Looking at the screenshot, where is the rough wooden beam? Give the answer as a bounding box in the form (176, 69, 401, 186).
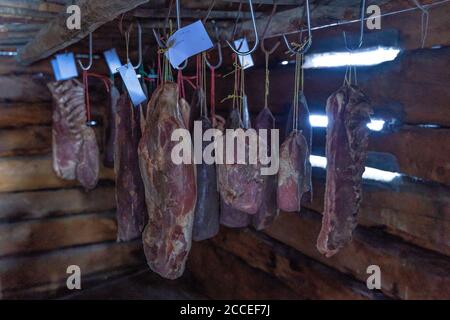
(17, 0, 149, 65)
(221, 0, 300, 4)
(0, 155, 114, 193)
(265, 209, 450, 300)
(0, 0, 64, 13)
(133, 8, 263, 20)
(0, 212, 117, 257)
(0, 186, 116, 222)
(209, 228, 386, 299)
(0, 241, 144, 293)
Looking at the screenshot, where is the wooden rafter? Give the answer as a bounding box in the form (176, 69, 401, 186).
(16, 0, 149, 65)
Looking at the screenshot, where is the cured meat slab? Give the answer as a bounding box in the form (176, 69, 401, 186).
(217, 108, 264, 215)
(192, 105, 220, 241)
(48, 79, 99, 190)
(317, 84, 372, 257)
(115, 93, 146, 242)
(252, 107, 279, 230)
(104, 83, 120, 168)
(138, 83, 196, 279)
(277, 130, 309, 212)
(285, 92, 313, 203)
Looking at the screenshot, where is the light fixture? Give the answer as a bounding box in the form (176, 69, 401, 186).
(303, 47, 401, 69)
(281, 60, 289, 66)
(309, 155, 401, 183)
(309, 114, 385, 132)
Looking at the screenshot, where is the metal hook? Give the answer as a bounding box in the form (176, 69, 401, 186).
(225, 0, 259, 56)
(205, 21, 223, 70)
(410, 0, 430, 48)
(125, 22, 143, 69)
(78, 33, 93, 71)
(151, 0, 188, 70)
(343, 0, 366, 51)
(282, 0, 312, 55)
(260, 2, 281, 55)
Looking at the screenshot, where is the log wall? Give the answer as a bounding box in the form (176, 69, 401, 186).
(0, 4, 449, 300)
(0, 56, 146, 299)
(185, 17, 450, 300)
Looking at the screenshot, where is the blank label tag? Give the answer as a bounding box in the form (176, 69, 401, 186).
(165, 20, 213, 69)
(118, 62, 147, 107)
(103, 48, 122, 75)
(52, 52, 78, 80)
(234, 38, 254, 70)
(51, 59, 62, 81)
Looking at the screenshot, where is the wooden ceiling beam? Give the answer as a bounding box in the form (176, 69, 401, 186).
(0, 0, 64, 13)
(16, 0, 150, 65)
(133, 8, 264, 20)
(221, 0, 300, 4)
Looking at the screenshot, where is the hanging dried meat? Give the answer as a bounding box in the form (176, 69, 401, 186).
(191, 89, 220, 241)
(138, 82, 196, 279)
(217, 108, 264, 215)
(277, 130, 309, 212)
(48, 79, 99, 190)
(285, 92, 313, 203)
(316, 84, 372, 257)
(104, 83, 120, 168)
(252, 107, 279, 230)
(114, 93, 146, 242)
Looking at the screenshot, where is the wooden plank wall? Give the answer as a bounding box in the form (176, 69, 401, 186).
(0, 4, 449, 300)
(185, 8, 450, 300)
(0, 56, 146, 299)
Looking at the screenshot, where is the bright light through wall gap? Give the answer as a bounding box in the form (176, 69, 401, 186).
(303, 47, 401, 68)
(309, 155, 401, 183)
(309, 115, 385, 132)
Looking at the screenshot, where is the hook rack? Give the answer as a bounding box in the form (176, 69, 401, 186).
(152, 0, 188, 70)
(260, 2, 281, 55)
(225, 0, 259, 56)
(282, 0, 312, 55)
(343, 0, 366, 51)
(77, 33, 93, 71)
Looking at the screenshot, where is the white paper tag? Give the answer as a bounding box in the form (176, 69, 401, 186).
(53, 52, 78, 80)
(234, 38, 254, 70)
(103, 48, 122, 75)
(118, 63, 147, 107)
(165, 20, 213, 69)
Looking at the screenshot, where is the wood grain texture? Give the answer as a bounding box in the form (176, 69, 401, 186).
(0, 155, 114, 193)
(305, 170, 450, 257)
(0, 103, 52, 128)
(188, 240, 302, 300)
(369, 127, 450, 185)
(17, 0, 150, 65)
(265, 209, 450, 300)
(222, 47, 450, 127)
(0, 126, 51, 157)
(209, 227, 386, 300)
(0, 241, 144, 294)
(0, 75, 51, 102)
(0, 185, 116, 222)
(0, 212, 117, 257)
